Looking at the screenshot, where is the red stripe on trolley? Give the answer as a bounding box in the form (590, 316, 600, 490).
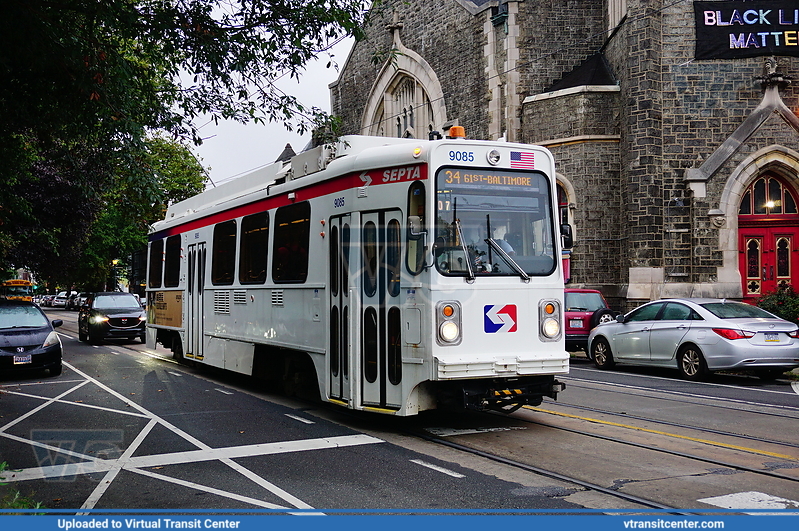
(150, 164, 427, 241)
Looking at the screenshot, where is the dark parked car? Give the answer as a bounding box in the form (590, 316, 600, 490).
(78, 292, 146, 344)
(564, 288, 615, 352)
(65, 292, 80, 310)
(0, 300, 63, 377)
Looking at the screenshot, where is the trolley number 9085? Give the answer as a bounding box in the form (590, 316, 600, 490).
(449, 150, 474, 162)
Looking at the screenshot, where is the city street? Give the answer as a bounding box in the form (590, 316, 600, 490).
(1, 309, 797, 513)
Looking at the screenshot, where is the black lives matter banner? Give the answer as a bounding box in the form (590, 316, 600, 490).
(694, 2, 799, 59)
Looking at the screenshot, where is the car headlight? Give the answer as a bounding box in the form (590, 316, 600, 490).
(91, 315, 110, 324)
(43, 331, 62, 349)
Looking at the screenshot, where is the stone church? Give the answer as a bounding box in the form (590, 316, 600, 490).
(328, 0, 799, 310)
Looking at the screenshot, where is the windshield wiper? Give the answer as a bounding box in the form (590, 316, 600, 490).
(454, 218, 475, 282)
(485, 238, 530, 281)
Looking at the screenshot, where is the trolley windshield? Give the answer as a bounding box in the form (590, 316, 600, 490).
(434, 167, 556, 277)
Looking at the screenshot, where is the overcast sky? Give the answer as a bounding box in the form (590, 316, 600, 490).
(190, 38, 355, 187)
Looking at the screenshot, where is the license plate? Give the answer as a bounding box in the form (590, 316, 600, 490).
(13, 354, 32, 365)
(765, 332, 779, 342)
(570, 319, 584, 328)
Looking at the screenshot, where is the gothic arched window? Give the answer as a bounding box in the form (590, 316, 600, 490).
(739, 175, 798, 216)
(376, 75, 435, 139)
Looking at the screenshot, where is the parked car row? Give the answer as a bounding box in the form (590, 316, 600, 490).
(37, 291, 104, 310)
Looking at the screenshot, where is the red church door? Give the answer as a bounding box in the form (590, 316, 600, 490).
(738, 174, 799, 303)
(739, 228, 799, 302)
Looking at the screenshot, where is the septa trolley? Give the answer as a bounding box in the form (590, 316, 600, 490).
(146, 131, 570, 415)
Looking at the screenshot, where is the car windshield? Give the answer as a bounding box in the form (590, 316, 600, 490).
(701, 302, 776, 319)
(94, 294, 141, 310)
(0, 306, 49, 329)
(565, 292, 606, 312)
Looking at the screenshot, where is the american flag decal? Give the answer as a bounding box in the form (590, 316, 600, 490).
(510, 151, 535, 169)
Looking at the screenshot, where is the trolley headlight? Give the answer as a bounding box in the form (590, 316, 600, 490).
(436, 301, 462, 346)
(440, 321, 460, 342)
(539, 299, 562, 342)
(542, 318, 560, 338)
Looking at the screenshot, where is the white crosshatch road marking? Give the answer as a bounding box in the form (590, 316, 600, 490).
(410, 459, 465, 478)
(699, 491, 799, 514)
(0, 361, 384, 510)
(285, 414, 315, 424)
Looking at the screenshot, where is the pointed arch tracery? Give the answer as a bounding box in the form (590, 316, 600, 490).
(361, 44, 447, 139)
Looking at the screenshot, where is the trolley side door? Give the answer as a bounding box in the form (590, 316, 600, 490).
(186, 241, 206, 359)
(328, 214, 351, 402)
(359, 209, 404, 410)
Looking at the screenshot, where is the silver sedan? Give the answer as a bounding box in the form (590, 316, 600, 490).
(587, 298, 799, 380)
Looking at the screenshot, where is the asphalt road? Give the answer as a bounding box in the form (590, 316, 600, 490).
(0, 309, 590, 512)
(3, 309, 798, 513)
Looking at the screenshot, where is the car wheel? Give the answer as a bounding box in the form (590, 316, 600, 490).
(79, 327, 87, 342)
(88, 327, 102, 345)
(678, 345, 707, 381)
(590, 308, 616, 328)
(591, 337, 615, 369)
(50, 364, 62, 377)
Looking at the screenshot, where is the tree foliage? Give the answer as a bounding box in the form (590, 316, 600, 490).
(0, 0, 372, 285)
(76, 137, 209, 291)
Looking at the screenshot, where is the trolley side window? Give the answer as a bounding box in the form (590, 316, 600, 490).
(148, 239, 164, 288)
(239, 212, 269, 284)
(272, 202, 311, 283)
(406, 181, 426, 275)
(363, 221, 377, 297)
(212, 220, 237, 286)
(164, 235, 181, 287)
(387, 219, 401, 297)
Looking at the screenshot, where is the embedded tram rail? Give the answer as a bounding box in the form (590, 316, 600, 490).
(326, 365, 799, 512)
(144, 346, 799, 510)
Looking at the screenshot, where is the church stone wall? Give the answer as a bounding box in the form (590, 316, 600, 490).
(331, 1, 491, 138)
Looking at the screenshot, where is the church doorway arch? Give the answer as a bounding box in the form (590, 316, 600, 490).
(738, 173, 799, 303)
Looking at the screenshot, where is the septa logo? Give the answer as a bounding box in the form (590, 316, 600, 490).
(484, 304, 517, 333)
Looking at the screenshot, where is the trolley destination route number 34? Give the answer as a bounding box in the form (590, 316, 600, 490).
(146, 130, 572, 416)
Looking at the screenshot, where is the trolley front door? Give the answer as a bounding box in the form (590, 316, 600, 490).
(186, 242, 206, 359)
(740, 227, 799, 302)
(328, 215, 351, 403)
(359, 210, 404, 410)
